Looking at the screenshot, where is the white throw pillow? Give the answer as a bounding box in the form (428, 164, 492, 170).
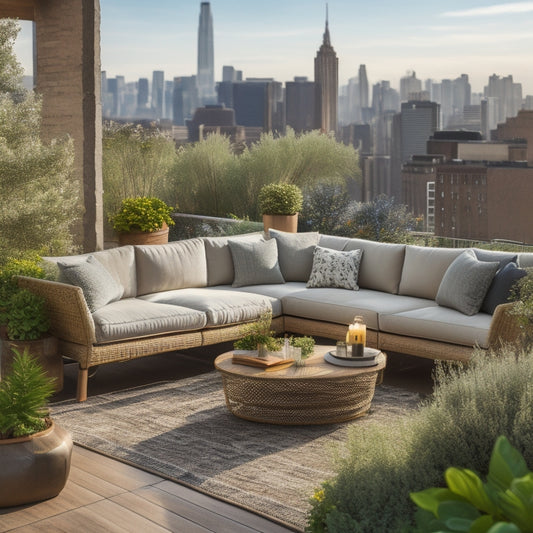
(307, 246, 363, 290)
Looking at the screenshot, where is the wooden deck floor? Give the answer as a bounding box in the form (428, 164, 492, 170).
(0, 445, 294, 533)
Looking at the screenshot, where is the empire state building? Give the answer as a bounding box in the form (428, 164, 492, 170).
(314, 9, 338, 134)
(197, 2, 215, 104)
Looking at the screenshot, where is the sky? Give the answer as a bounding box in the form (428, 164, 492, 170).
(13, 0, 533, 95)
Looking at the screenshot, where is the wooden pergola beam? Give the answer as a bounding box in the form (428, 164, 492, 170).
(0, 0, 36, 21)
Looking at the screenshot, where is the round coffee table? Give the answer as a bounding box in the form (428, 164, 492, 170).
(214, 345, 386, 425)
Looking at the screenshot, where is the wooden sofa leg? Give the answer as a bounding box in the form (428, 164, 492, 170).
(77, 367, 88, 402)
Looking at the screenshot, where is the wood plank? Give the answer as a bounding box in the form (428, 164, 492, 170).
(111, 491, 210, 533)
(68, 464, 131, 499)
(0, 0, 35, 20)
(147, 482, 292, 533)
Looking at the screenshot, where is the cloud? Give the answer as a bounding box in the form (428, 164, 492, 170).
(442, 2, 533, 17)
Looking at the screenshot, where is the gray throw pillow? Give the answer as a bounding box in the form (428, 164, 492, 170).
(436, 249, 499, 316)
(473, 249, 517, 271)
(481, 262, 527, 314)
(228, 238, 285, 288)
(58, 255, 124, 312)
(307, 246, 363, 290)
(268, 229, 319, 281)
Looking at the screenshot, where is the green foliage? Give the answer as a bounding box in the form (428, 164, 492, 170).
(258, 182, 303, 215)
(509, 269, 533, 347)
(110, 196, 175, 233)
(163, 133, 239, 217)
(289, 335, 315, 357)
(0, 20, 79, 261)
(411, 436, 533, 532)
(233, 310, 282, 351)
(0, 348, 55, 439)
(102, 121, 177, 228)
(299, 182, 352, 234)
(342, 194, 415, 243)
(0, 256, 45, 310)
(163, 129, 359, 220)
(6, 288, 50, 341)
(306, 350, 533, 532)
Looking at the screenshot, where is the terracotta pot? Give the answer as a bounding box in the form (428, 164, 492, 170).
(118, 222, 169, 246)
(0, 420, 73, 508)
(262, 214, 298, 233)
(1, 336, 62, 392)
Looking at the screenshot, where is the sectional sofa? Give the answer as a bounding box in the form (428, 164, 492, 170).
(17, 230, 528, 401)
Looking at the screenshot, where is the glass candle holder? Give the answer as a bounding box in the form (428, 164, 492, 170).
(336, 341, 347, 358)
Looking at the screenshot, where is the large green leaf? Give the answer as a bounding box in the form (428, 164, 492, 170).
(487, 523, 522, 533)
(446, 468, 499, 516)
(411, 488, 461, 516)
(439, 500, 481, 529)
(495, 475, 533, 533)
(487, 436, 529, 492)
(470, 515, 496, 533)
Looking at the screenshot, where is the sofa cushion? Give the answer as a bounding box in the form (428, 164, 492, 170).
(398, 246, 465, 300)
(228, 238, 284, 287)
(517, 253, 533, 268)
(203, 233, 265, 286)
(318, 234, 351, 251)
(282, 287, 436, 330)
(436, 250, 499, 316)
(379, 305, 492, 349)
(139, 288, 275, 326)
(92, 298, 207, 343)
(344, 239, 406, 294)
(481, 262, 527, 314)
(307, 246, 362, 290)
(135, 239, 207, 296)
(47, 245, 137, 298)
(473, 249, 517, 270)
(58, 255, 124, 312)
(268, 229, 319, 281)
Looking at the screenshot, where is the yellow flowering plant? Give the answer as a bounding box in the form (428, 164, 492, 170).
(110, 197, 175, 233)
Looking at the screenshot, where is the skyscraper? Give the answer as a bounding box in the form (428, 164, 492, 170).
(314, 7, 338, 134)
(197, 2, 215, 104)
(152, 70, 164, 119)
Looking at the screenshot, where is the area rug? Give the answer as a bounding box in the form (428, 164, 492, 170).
(51, 371, 422, 531)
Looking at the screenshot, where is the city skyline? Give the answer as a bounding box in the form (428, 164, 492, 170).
(13, 0, 533, 95)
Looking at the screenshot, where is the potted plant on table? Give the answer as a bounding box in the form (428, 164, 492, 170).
(258, 182, 303, 233)
(110, 196, 176, 246)
(0, 348, 73, 508)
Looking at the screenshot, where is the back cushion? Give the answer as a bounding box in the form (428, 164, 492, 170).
(318, 234, 350, 251)
(343, 239, 406, 294)
(48, 245, 137, 298)
(203, 233, 265, 286)
(517, 253, 533, 268)
(135, 238, 207, 296)
(398, 245, 465, 300)
(268, 229, 320, 281)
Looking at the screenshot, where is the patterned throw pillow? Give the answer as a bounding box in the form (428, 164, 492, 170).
(306, 246, 363, 290)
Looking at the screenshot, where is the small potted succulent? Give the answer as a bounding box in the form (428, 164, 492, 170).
(0, 348, 72, 508)
(258, 182, 303, 233)
(110, 196, 176, 245)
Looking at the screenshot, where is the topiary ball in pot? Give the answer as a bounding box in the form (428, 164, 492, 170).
(259, 183, 303, 233)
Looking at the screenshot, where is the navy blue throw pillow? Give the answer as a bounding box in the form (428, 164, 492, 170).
(481, 262, 527, 315)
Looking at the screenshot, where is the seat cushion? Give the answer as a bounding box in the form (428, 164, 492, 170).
(135, 239, 207, 296)
(139, 287, 277, 327)
(436, 250, 499, 316)
(92, 298, 207, 343)
(398, 245, 465, 300)
(58, 255, 124, 312)
(228, 238, 284, 287)
(268, 229, 319, 281)
(379, 306, 493, 349)
(282, 288, 436, 330)
(344, 239, 406, 294)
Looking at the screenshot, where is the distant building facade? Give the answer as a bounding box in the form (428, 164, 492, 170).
(197, 2, 216, 104)
(285, 77, 316, 133)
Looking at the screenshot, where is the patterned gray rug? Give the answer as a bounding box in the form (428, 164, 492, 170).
(51, 371, 421, 531)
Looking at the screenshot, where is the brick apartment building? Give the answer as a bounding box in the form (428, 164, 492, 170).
(402, 110, 533, 244)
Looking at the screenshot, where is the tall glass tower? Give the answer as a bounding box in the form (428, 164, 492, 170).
(197, 2, 215, 104)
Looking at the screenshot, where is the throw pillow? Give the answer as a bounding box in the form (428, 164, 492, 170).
(228, 238, 285, 288)
(481, 262, 527, 314)
(436, 249, 499, 316)
(306, 246, 363, 290)
(473, 249, 517, 271)
(58, 255, 124, 312)
(268, 229, 319, 281)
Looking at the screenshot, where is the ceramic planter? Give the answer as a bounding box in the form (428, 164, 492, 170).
(0, 420, 73, 508)
(118, 222, 169, 246)
(262, 214, 298, 233)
